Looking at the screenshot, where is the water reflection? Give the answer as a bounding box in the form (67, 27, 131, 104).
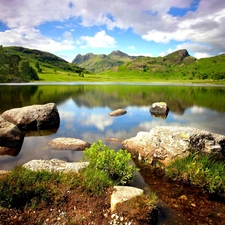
(0, 83, 225, 170)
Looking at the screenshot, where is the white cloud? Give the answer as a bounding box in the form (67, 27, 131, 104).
(194, 52, 210, 59)
(80, 30, 116, 48)
(0, 0, 225, 57)
(0, 27, 75, 56)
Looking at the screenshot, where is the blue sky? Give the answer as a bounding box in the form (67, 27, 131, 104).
(0, 0, 225, 62)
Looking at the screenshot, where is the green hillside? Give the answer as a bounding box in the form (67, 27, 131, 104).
(98, 49, 225, 82)
(72, 50, 133, 73)
(0, 46, 87, 82)
(1, 46, 225, 83)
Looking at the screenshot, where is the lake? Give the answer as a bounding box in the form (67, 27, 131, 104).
(0, 82, 225, 170)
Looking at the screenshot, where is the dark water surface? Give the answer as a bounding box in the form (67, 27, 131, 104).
(1, 82, 225, 224)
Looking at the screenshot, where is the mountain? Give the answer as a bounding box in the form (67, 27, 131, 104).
(72, 50, 134, 73)
(99, 49, 225, 81)
(72, 49, 196, 74)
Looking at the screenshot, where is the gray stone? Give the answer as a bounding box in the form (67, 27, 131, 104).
(109, 109, 127, 116)
(110, 186, 144, 212)
(23, 158, 89, 173)
(150, 102, 169, 119)
(48, 137, 91, 151)
(1, 103, 60, 130)
(122, 126, 225, 167)
(0, 116, 24, 155)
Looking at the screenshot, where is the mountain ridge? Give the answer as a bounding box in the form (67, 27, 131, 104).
(72, 50, 134, 73)
(72, 49, 194, 73)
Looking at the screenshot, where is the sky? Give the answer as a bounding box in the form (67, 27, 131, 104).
(0, 0, 225, 62)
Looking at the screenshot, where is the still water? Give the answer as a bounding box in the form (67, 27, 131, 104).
(0, 82, 225, 170)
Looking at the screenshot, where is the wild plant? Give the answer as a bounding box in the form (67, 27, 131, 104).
(80, 140, 138, 194)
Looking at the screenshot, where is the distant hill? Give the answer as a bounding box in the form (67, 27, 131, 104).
(83, 49, 224, 81)
(0, 46, 87, 82)
(72, 49, 197, 74)
(72, 50, 134, 73)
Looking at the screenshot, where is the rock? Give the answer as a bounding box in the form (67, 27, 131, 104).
(122, 126, 225, 168)
(0, 116, 24, 156)
(110, 186, 144, 212)
(109, 109, 127, 116)
(1, 103, 60, 131)
(48, 137, 91, 151)
(23, 158, 89, 173)
(150, 102, 169, 119)
(178, 195, 188, 202)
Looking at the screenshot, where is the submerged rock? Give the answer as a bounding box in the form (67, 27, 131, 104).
(122, 126, 225, 168)
(150, 102, 169, 119)
(48, 137, 90, 151)
(109, 109, 127, 116)
(1, 103, 60, 131)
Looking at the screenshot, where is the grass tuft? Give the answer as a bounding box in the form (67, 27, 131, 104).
(166, 153, 225, 194)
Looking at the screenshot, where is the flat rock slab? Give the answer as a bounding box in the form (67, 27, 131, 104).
(109, 109, 127, 116)
(48, 137, 91, 151)
(111, 186, 143, 212)
(23, 158, 89, 173)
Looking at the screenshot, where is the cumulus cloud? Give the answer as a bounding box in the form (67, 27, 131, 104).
(79, 30, 116, 48)
(0, 27, 75, 53)
(0, 0, 224, 57)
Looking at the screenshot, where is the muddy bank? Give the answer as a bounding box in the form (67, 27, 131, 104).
(139, 167, 225, 225)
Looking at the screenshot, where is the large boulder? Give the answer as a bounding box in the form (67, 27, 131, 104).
(122, 126, 225, 168)
(48, 137, 90, 151)
(0, 116, 24, 156)
(23, 158, 89, 173)
(1, 103, 60, 130)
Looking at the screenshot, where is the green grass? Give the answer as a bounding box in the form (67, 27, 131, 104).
(166, 153, 225, 194)
(0, 166, 77, 209)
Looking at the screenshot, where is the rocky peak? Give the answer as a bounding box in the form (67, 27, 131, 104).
(164, 49, 191, 64)
(109, 50, 130, 58)
(72, 53, 95, 64)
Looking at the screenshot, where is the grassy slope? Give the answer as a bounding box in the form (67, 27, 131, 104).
(2, 46, 225, 84)
(99, 51, 225, 83)
(3, 46, 87, 82)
